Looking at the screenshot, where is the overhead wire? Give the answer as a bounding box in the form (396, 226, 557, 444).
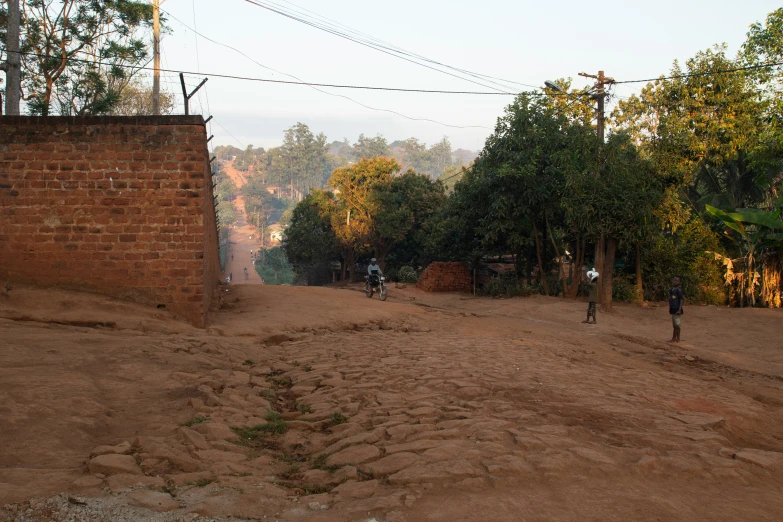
(615, 61, 783, 84)
(261, 0, 539, 92)
(152, 11, 535, 130)
(242, 0, 519, 94)
(213, 118, 247, 149)
(190, 0, 213, 155)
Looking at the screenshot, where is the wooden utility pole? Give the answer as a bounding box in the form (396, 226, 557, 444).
(579, 70, 616, 309)
(3, 0, 21, 115)
(152, 0, 162, 115)
(578, 70, 614, 143)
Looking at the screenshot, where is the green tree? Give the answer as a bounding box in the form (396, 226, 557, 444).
(394, 138, 432, 176)
(429, 137, 454, 176)
(367, 170, 445, 269)
(379, 170, 446, 270)
(353, 133, 391, 160)
(16, 0, 157, 115)
(328, 157, 400, 280)
(109, 76, 175, 115)
(283, 190, 339, 275)
(256, 247, 295, 285)
(706, 204, 783, 307)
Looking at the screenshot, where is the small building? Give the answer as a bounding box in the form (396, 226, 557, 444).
(268, 224, 284, 244)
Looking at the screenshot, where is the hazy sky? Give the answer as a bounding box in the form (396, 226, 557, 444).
(158, 0, 780, 152)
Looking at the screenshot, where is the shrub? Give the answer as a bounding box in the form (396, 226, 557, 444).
(384, 267, 399, 282)
(397, 266, 419, 283)
(485, 275, 534, 298)
(612, 276, 641, 303)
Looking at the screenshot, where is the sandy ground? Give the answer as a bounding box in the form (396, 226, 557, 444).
(2, 283, 783, 521)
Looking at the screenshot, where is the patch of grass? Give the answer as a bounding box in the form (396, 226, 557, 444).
(231, 411, 287, 443)
(181, 415, 209, 427)
(328, 412, 348, 426)
(230, 472, 251, 477)
(311, 454, 328, 469)
(243, 359, 255, 366)
(310, 454, 341, 473)
(281, 453, 307, 464)
(264, 389, 276, 399)
(303, 484, 332, 495)
(161, 485, 176, 496)
(292, 360, 300, 367)
(297, 402, 312, 414)
(266, 410, 283, 422)
(303, 364, 313, 372)
(195, 477, 215, 487)
(271, 376, 292, 387)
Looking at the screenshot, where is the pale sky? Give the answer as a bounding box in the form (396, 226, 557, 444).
(156, 0, 781, 153)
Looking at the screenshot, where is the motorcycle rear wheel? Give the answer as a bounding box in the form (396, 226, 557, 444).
(365, 285, 374, 298)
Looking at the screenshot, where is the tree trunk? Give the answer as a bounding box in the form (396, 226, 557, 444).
(526, 246, 533, 286)
(595, 235, 605, 304)
(545, 214, 564, 297)
(532, 221, 549, 296)
(601, 237, 617, 311)
(347, 250, 356, 283)
(567, 239, 583, 299)
(43, 79, 54, 116)
(635, 243, 643, 301)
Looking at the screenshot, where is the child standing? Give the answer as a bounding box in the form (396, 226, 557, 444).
(668, 276, 684, 342)
(583, 269, 599, 324)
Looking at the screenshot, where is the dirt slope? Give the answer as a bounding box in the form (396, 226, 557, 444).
(1, 284, 783, 521)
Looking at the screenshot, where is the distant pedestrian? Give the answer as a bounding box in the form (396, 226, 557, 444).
(582, 268, 598, 325)
(668, 276, 684, 343)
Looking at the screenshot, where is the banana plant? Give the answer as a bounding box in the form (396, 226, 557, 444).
(705, 204, 783, 306)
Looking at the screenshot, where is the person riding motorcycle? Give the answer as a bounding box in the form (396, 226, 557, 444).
(367, 258, 382, 286)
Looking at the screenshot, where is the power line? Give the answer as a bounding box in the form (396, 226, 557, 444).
(615, 61, 783, 84)
(213, 119, 246, 149)
(242, 0, 519, 94)
(158, 10, 523, 130)
(263, 0, 540, 92)
(8, 47, 522, 96)
(439, 170, 464, 183)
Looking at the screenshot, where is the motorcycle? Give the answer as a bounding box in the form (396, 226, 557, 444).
(364, 273, 388, 301)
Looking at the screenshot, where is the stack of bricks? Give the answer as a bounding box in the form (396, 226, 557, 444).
(416, 262, 472, 292)
(0, 116, 220, 327)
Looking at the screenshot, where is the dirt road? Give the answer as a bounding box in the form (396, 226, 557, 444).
(2, 284, 783, 521)
(221, 162, 263, 285)
(223, 195, 263, 285)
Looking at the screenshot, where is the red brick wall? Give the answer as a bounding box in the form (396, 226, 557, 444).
(416, 262, 472, 292)
(0, 116, 221, 327)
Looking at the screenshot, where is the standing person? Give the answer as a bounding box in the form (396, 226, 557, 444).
(582, 269, 599, 324)
(669, 276, 684, 342)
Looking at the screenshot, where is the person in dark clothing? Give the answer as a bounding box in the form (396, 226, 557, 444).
(669, 276, 684, 342)
(582, 271, 598, 324)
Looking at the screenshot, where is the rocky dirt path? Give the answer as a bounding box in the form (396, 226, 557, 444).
(2, 285, 783, 521)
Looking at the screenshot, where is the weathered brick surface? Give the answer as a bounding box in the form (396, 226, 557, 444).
(416, 262, 471, 293)
(0, 116, 220, 327)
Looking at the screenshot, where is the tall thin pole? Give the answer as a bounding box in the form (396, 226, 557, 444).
(578, 70, 613, 143)
(596, 70, 605, 143)
(5, 0, 21, 115)
(152, 0, 161, 115)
